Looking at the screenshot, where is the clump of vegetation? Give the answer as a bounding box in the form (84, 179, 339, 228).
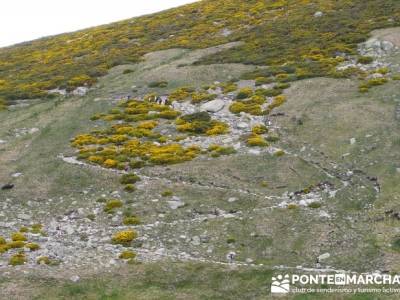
(19, 226, 29, 233)
(287, 203, 298, 210)
(120, 173, 141, 185)
(226, 237, 236, 244)
(112, 230, 137, 245)
(123, 216, 140, 225)
(25, 242, 40, 251)
(274, 149, 285, 157)
(8, 241, 26, 249)
(124, 184, 136, 193)
(260, 181, 268, 187)
(308, 202, 322, 209)
(229, 95, 266, 116)
(9, 252, 27, 266)
(37, 256, 51, 265)
(268, 95, 287, 111)
(0, 98, 7, 111)
(191, 92, 217, 104)
(255, 77, 273, 86)
(208, 144, 236, 157)
(359, 78, 389, 93)
(31, 224, 43, 234)
(246, 134, 268, 147)
(11, 232, 27, 242)
(176, 112, 229, 136)
(236, 88, 253, 100)
(161, 190, 173, 197)
(357, 56, 374, 64)
(169, 87, 193, 101)
(119, 250, 136, 260)
(104, 199, 123, 213)
(148, 81, 168, 88)
(254, 87, 281, 97)
(220, 82, 237, 94)
(252, 124, 268, 135)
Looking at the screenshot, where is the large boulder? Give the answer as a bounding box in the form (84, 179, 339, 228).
(200, 99, 225, 113)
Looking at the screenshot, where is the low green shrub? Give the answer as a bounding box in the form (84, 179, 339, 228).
(148, 81, 168, 88)
(120, 173, 141, 184)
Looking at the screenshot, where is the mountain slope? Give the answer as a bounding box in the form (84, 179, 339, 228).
(1, 2, 400, 299)
(0, 0, 399, 102)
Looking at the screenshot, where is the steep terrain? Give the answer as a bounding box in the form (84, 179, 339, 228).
(1, 1, 400, 299)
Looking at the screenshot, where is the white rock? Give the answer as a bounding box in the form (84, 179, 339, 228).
(72, 86, 89, 96)
(167, 198, 185, 210)
(0, 139, 6, 144)
(200, 99, 225, 113)
(237, 122, 249, 129)
(17, 213, 31, 221)
(314, 11, 324, 17)
(48, 88, 67, 96)
(221, 28, 232, 37)
(191, 236, 201, 246)
(350, 138, 356, 145)
(248, 149, 261, 155)
(318, 253, 330, 261)
(11, 173, 22, 178)
(65, 226, 75, 235)
(29, 128, 39, 134)
(228, 197, 237, 203)
(70, 275, 80, 282)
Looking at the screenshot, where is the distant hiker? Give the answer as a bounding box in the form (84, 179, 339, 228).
(227, 251, 236, 264)
(160, 95, 168, 105)
(55, 226, 62, 239)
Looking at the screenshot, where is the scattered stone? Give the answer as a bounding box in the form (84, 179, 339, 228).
(17, 213, 31, 221)
(65, 226, 75, 235)
(221, 28, 232, 37)
(191, 236, 201, 246)
(200, 99, 225, 113)
(248, 149, 261, 155)
(72, 86, 89, 96)
(48, 88, 67, 96)
(29, 128, 39, 134)
(70, 275, 80, 282)
(318, 253, 330, 261)
(314, 11, 324, 18)
(237, 122, 249, 129)
(167, 196, 185, 209)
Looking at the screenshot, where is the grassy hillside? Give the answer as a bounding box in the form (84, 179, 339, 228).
(0, 0, 399, 103)
(2, 1, 400, 299)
